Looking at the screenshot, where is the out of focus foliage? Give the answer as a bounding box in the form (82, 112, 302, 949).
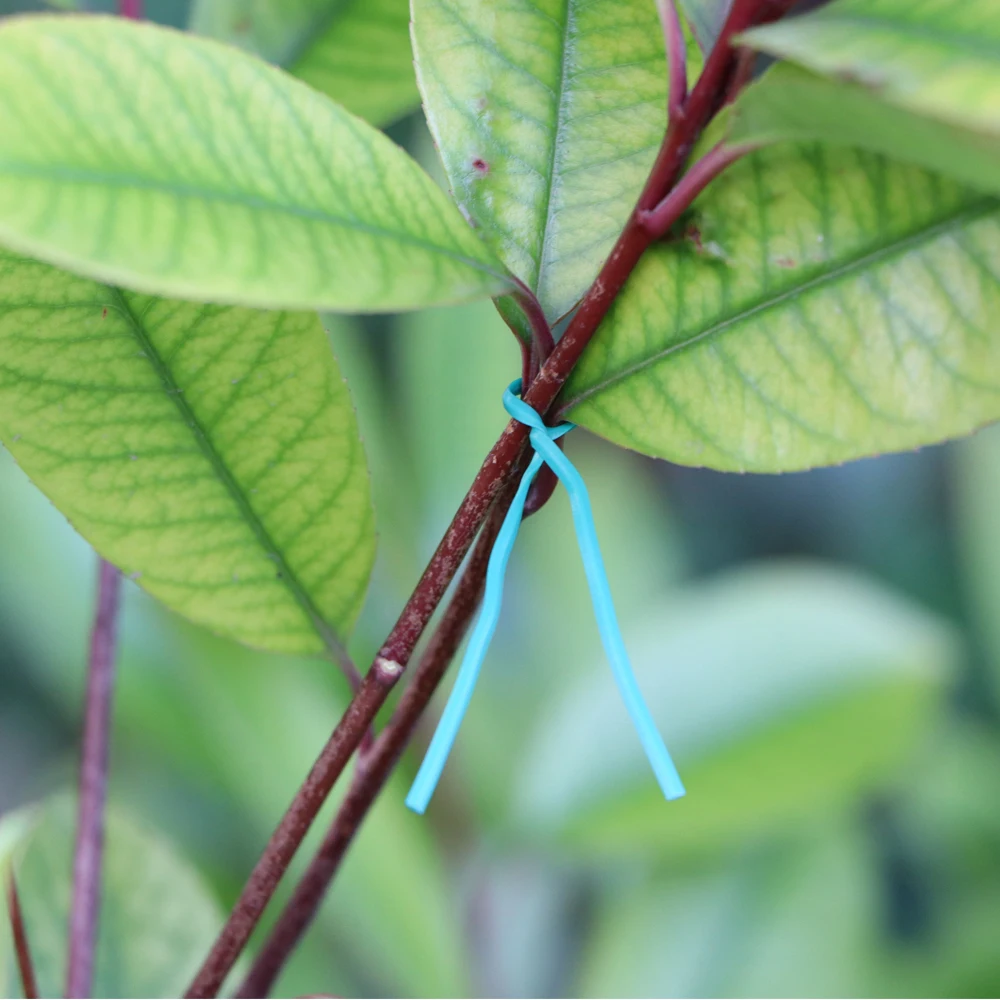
(1, 1, 999, 997)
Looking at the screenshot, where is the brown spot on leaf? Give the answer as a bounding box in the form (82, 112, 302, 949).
(471, 158, 489, 175)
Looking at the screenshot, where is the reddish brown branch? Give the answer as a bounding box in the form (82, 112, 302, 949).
(187, 3, 798, 992)
(235, 502, 508, 997)
(6, 870, 38, 999)
(184, 658, 403, 998)
(67, 560, 122, 1000)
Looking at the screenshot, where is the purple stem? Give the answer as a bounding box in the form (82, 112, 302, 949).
(66, 560, 123, 1000)
(6, 870, 39, 999)
(637, 141, 757, 239)
(656, 0, 688, 122)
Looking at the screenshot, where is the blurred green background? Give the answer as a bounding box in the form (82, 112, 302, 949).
(2, 1, 1000, 997)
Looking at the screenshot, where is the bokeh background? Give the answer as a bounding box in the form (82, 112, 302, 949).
(2, 1, 1000, 997)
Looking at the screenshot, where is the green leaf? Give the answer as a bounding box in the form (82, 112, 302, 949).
(0, 16, 507, 312)
(577, 828, 878, 998)
(740, 0, 1000, 140)
(679, 0, 732, 53)
(1, 796, 223, 999)
(0, 250, 375, 655)
(188, 0, 419, 128)
(730, 64, 1000, 197)
(411, 0, 667, 321)
(516, 562, 954, 859)
(562, 146, 1000, 471)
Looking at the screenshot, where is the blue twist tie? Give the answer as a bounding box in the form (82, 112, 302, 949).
(406, 379, 685, 814)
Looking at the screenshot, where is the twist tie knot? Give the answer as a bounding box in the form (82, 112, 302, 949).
(406, 379, 685, 815)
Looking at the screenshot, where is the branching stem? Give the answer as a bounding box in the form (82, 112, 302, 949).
(67, 560, 122, 1000)
(234, 499, 509, 997)
(187, 2, 800, 994)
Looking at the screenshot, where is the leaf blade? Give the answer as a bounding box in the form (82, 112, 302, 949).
(0, 16, 507, 312)
(188, 0, 420, 129)
(0, 250, 375, 655)
(562, 146, 1000, 472)
(412, 0, 667, 321)
(740, 0, 1000, 139)
(1, 797, 223, 1000)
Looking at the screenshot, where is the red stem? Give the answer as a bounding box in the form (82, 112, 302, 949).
(637, 141, 756, 239)
(656, 0, 688, 121)
(234, 501, 508, 997)
(6, 870, 39, 999)
(184, 656, 403, 998)
(186, 3, 794, 993)
(119, 0, 143, 17)
(66, 560, 122, 1000)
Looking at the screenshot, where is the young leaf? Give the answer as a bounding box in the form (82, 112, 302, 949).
(561, 147, 1000, 472)
(0, 16, 508, 313)
(729, 64, 1000, 197)
(679, 0, 733, 53)
(188, 0, 419, 129)
(516, 563, 953, 860)
(0, 251, 375, 656)
(740, 0, 1000, 140)
(0, 797, 223, 1000)
(411, 0, 667, 321)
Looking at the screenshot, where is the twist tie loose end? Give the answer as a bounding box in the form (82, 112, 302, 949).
(405, 380, 685, 815)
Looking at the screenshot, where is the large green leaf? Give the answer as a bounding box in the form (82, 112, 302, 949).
(0, 16, 507, 312)
(561, 146, 1000, 471)
(740, 0, 1000, 140)
(411, 0, 667, 321)
(0, 797, 223, 999)
(729, 64, 1000, 197)
(188, 0, 419, 128)
(0, 250, 374, 656)
(516, 562, 954, 859)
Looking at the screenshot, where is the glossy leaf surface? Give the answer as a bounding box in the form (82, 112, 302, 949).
(0, 16, 506, 312)
(412, 0, 667, 321)
(188, 0, 419, 128)
(731, 63, 1000, 197)
(0, 797, 222, 999)
(517, 562, 954, 858)
(0, 251, 374, 655)
(563, 147, 1000, 471)
(741, 0, 1000, 139)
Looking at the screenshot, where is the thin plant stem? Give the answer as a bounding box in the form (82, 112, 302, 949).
(187, 2, 799, 992)
(184, 655, 405, 998)
(6, 870, 39, 999)
(119, 0, 142, 17)
(66, 560, 122, 1000)
(236, 501, 508, 998)
(637, 141, 757, 239)
(656, 0, 688, 121)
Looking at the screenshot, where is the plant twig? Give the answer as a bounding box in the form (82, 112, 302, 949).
(67, 560, 122, 1000)
(656, 0, 688, 121)
(184, 655, 404, 998)
(188, 3, 799, 992)
(235, 500, 509, 997)
(638, 141, 756, 238)
(6, 870, 39, 999)
(119, 0, 142, 17)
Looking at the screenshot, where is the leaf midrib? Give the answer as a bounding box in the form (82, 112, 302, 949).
(559, 199, 999, 412)
(0, 161, 505, 281)
(535, 0, 575, 299)
(112, 289, 347, 658)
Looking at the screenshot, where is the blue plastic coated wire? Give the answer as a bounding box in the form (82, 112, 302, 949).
(406, 380, 686, 814)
